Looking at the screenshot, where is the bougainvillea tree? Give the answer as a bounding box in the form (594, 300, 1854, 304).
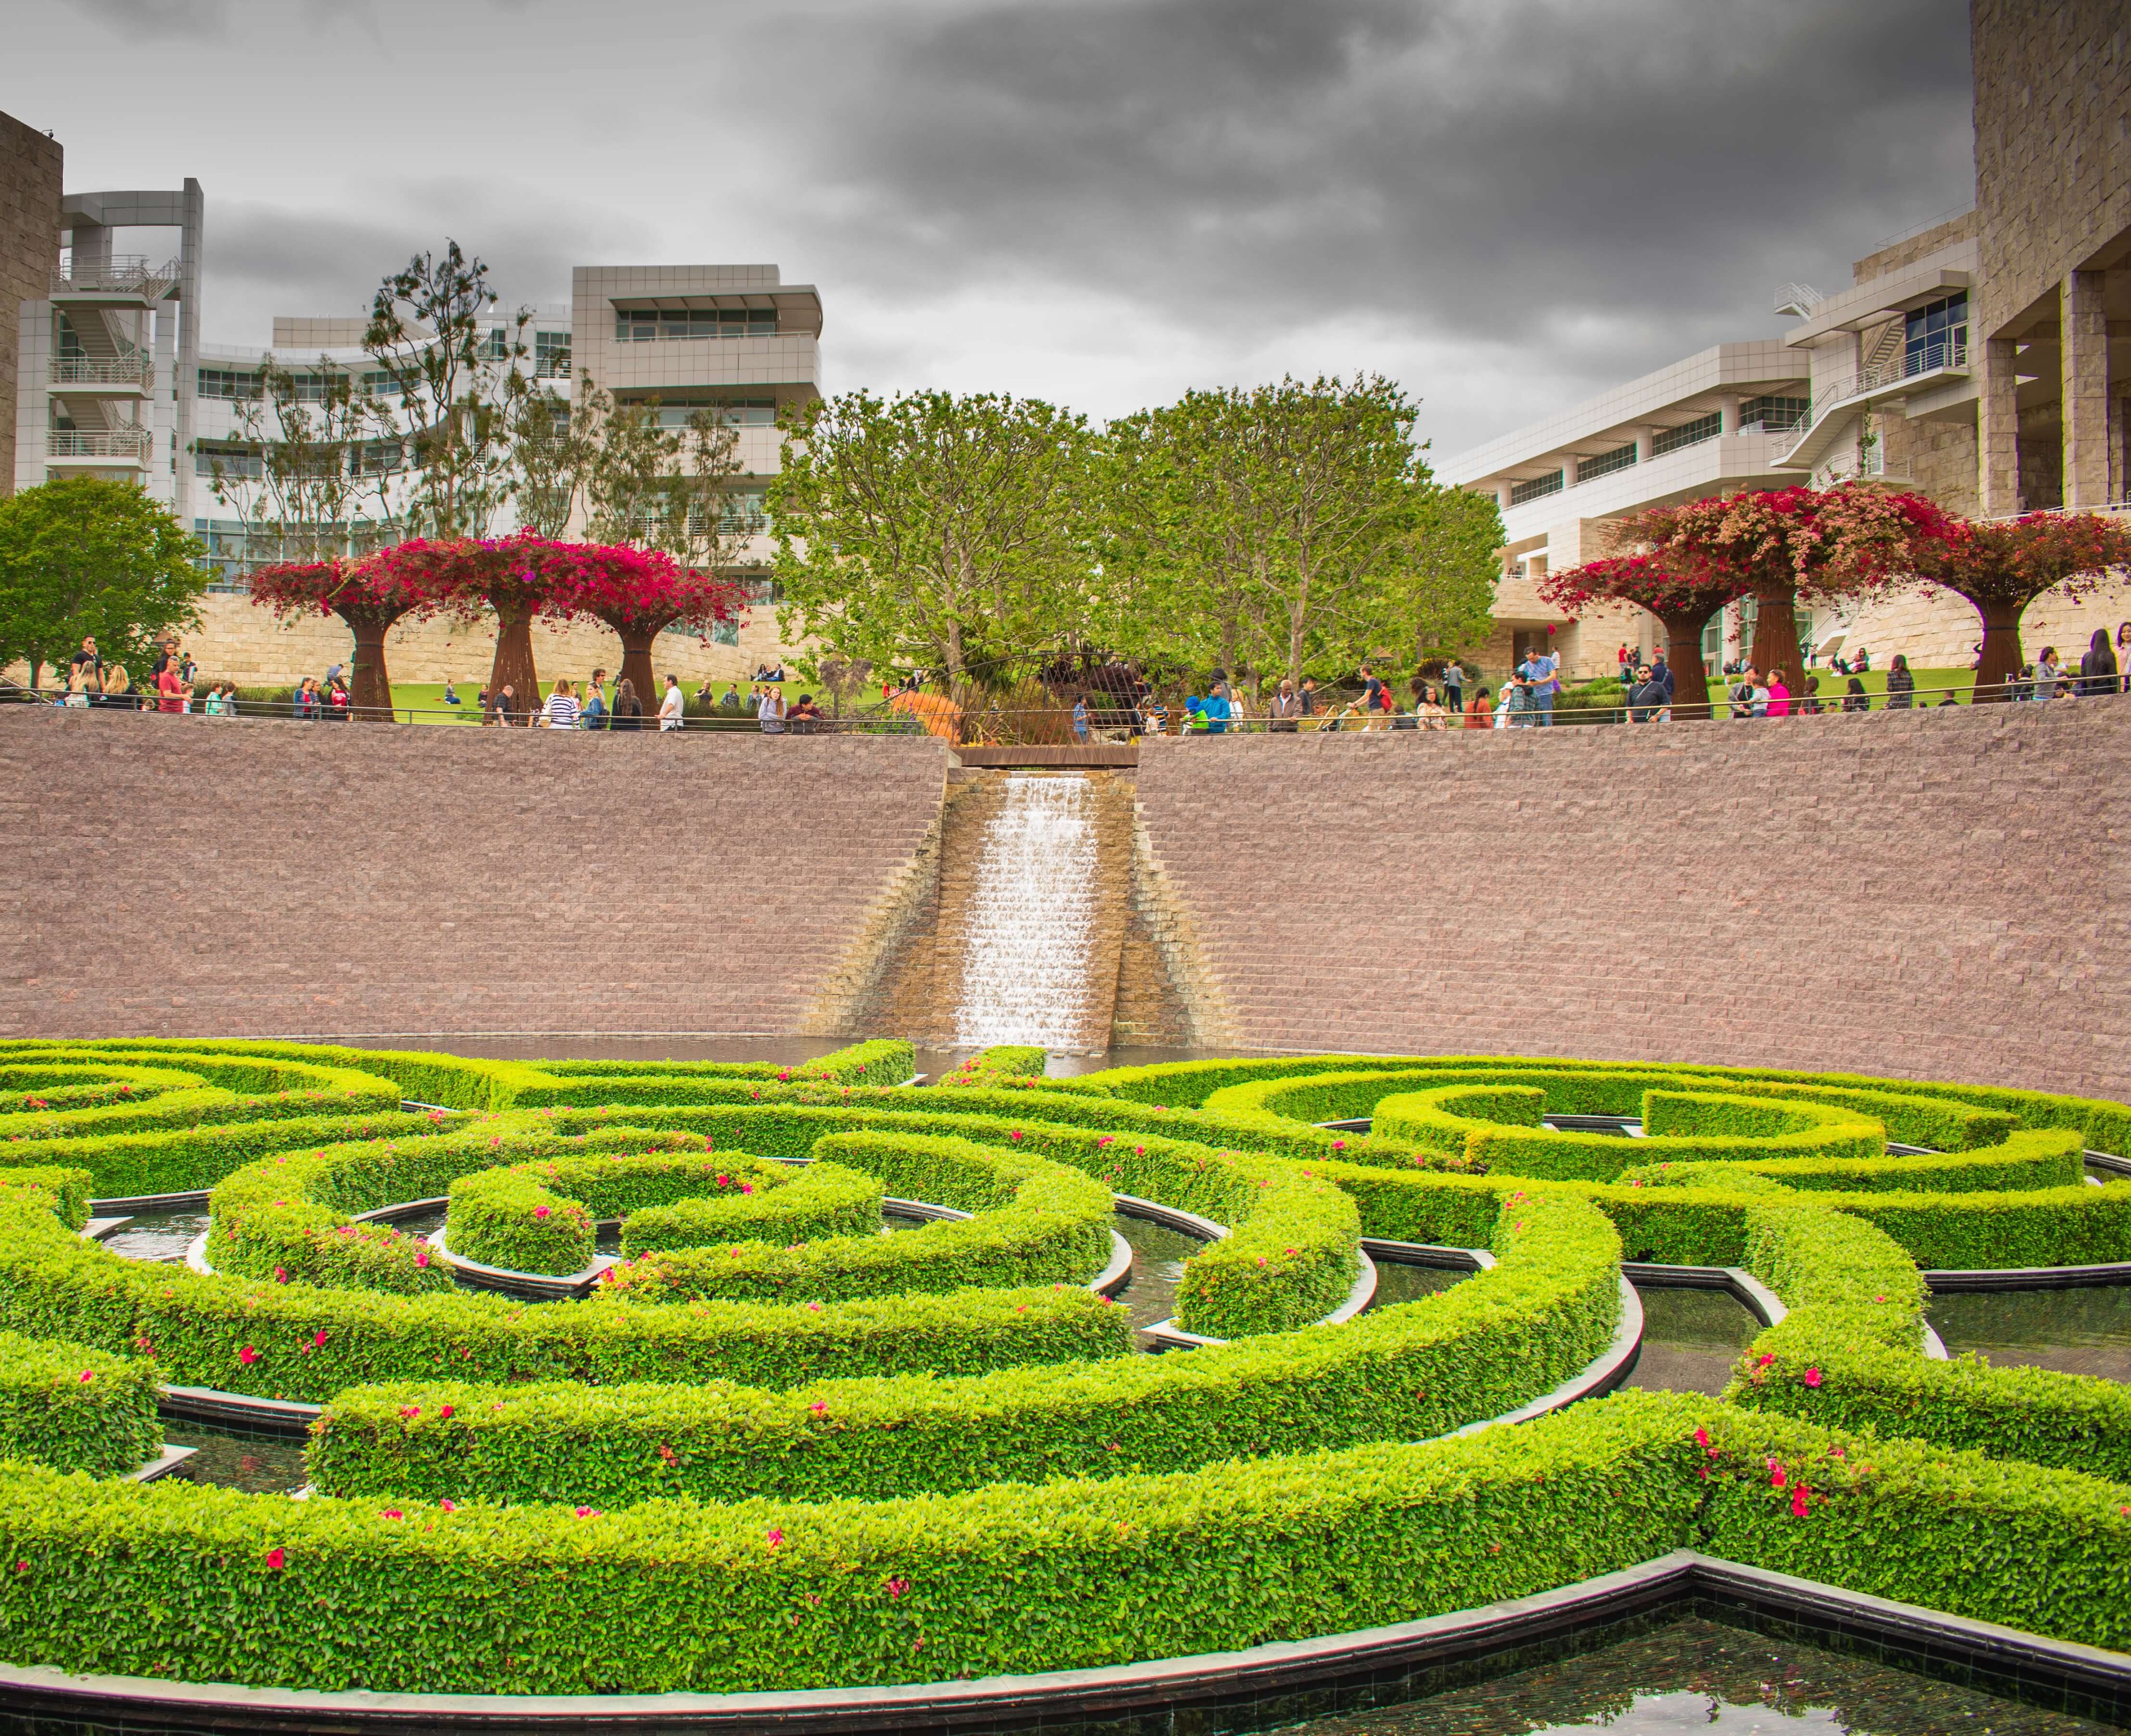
(246, 554, 434, 719)
(1538, 553, 1751, 720)
(1620, 483, 1954, 681)
(543, 542, 743, 709)
(1915, 512, 2131, 701)
(375, 534, 575, 720)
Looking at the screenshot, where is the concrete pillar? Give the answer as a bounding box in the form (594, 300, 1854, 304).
(1561, 453, 1579, 489)
(1979, 337, 2021, 516)
(2111, 393, 2127, 506)
(1633, 428, 1654, 464)
(2063, 270, 2111, 509)
(1496, 480, 1514, 512)
(1716, 395, 1740, 435)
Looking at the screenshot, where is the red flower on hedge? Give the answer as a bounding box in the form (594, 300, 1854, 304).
(312, 1330, 328, 1348)
(1791, 1485, 1812, 1518)
(1803, 1367, 1823, 1388)
(265, 1547, 285, 1572)
(766, 1528, 784, 1548)
(575, 1507, 601, 1519)
(77, 1370, 93, 1384)
(239, 1345, 259, 1366)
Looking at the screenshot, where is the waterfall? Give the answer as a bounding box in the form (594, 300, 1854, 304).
(952, 774, 1099, 1049)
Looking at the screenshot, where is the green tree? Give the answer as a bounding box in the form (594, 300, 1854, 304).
(0, 477, 206, 691)
(1100, 377, 1496, 698)
(769, 390, 1096, 703)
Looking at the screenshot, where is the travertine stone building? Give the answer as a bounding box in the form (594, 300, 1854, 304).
(1445, 0, 2131, 679)
(0, 113, 63, 499)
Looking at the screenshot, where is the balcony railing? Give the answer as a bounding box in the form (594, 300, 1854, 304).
(50, 255, 180, 295)
(50, 355, 152, 387)
(1777, 334, 1969, 463)
(48, 428, 152, 460)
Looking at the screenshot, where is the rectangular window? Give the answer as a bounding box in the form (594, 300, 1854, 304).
(1508, 470, 1564, 507)
(613, 308, 779, 341)
(284, 372, 332, 403)
(483, 327, 511, 360)
(717, 490, 768, 533)
(710, 617, 741, 647)
(1904, 293, 1967, 376)
(193, 441, 263, 479)
(1576, 442, 1638, 483)
(534, 331, 571, 377)
(359, 369, 401, 397)
(640, 399, 778, 429)
(197, 366, 262, 401)
(1739, 394, 1809, 434)
(1652, 413, 1721, 456)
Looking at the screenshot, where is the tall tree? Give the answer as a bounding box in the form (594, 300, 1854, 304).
(364, 242, 527, 542)
(0, 477, 205, 692)
(503, 376, 591, 541)
(377, 534, 571, 716)
(246, 554, 434, 719)
(1916, 512, 2131, 700)
(769, 390, 1096, 708)
(1622, 483, 1953, 679)
(544, 542, 742, 709)
(1538, 553, 1751, 720)
(198, 355, 404, 566)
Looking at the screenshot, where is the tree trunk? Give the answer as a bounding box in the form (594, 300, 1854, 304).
(1970, 597, 2026, 703)
(1746, 581, 1804, 685)
(488, 603, 541, 725)
(1653, 608, 1720, 720)
(344, 622, 395, 721)
(616, 628, 658, 721)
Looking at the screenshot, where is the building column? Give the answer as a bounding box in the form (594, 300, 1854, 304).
(1495, 480, 1514, 513)
(1716, 394, 1740, 435)
(2063, 269, 2111, 509)
(1979, 337, 2021, 516)
(1633, 428, 1654, 464)
(1560, 453, 1579, 489)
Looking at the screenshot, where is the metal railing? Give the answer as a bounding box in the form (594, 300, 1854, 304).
(47, 428, 151, 459)
(50, 255, 180, 294)
(1777, 334, 1969, 462)
(50, 355, 151, 387)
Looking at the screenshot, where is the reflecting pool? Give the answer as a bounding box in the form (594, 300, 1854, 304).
(1623, 1287, 1760, 1396)
(1927, 1284, 2131, 1383)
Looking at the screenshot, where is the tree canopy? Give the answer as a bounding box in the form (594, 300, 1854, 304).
(1917, 511, 2131, 698)
(0, 477, 206, 692)
(1539, 552, 1752, 718)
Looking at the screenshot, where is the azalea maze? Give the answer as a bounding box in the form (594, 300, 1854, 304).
(0, 1037, 2128, 1703)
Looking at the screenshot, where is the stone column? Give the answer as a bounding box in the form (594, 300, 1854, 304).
(1561, 453, 1579, 489)
(1633, 428, 1654, 464)
(1496, 480, 1514, 513)
(2063, 269, 2111, 509)
(1716, 394, 1740, 435)
(1979, 337, 2020, 516)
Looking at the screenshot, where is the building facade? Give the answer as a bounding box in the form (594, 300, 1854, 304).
(1443, 0, 2131, 682)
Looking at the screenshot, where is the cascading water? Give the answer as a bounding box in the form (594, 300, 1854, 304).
(952, 774, 1099, 1049)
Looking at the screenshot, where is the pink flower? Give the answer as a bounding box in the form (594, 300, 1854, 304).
(534, 1206, 551, 1220)
(312, 1330, 328, 1348)
(1332, 1140, 1346, 1151)
(439, 1404, 454, 1420)
(1756, 1353, 1775, 1368)
(273, 1266, 289, 1284)
(397, 1405, 421, 1421)
(265, 1546, 285, 1571)
(1693, 1428, 1710, 1449)
(1009, 1130, 1024, 1142)
(574, 1506, 601, 1519)
(415, 1250, 430, 1268)
(439, 1499, 457, 1513)
(766, 1528, 784, 1548)
(77, 1370, 93, 1384)
(1769, 1465, 1787, 1490)
(1096, 1135, 1114, 1146)
(1802, 1367, 1823, 1388)
(809, 1401, 827, 1415)
(238, 1345, 259, 1366)
(382, 1509, 404, 1520)
(1791, 1485, 1811, 1518)
(884, 1576, 909, 1598)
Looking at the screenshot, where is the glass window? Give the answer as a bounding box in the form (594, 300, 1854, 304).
(359, 369, 401, 397)
(613, 308, 779, 341)
(1576, 442, 1638, 483)
(534, 331, 571, 377)
(482, 327, 511, 360)
(194, 441, 263, 478)
(1904, 293, 1968, 375)
(1652, 412, 1721, 456)
(197, 366, 263, 401)
(1740, 394, 1809, 433)
(1508, 470, 1564, 507)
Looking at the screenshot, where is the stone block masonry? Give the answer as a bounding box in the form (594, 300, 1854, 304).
(0, 709, 948, 1041)
(0, 111, 63, 501)
(1132, 709, 2131, 1102)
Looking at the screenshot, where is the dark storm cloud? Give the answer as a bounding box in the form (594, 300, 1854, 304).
(67, 0, 233, 39)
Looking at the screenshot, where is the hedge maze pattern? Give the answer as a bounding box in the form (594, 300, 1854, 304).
(0, 1038, 2126, 1695)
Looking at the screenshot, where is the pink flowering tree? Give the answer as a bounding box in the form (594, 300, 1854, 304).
(1538, 554, 1751, 720)
(1619, 483, 1956, 682)
(543, 542, 744, 711)
(375, 534, 580, 719)
(1915, 512, 2131, 700)
(246, 554, 436, 719)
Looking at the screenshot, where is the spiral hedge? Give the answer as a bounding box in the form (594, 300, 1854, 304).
(0, 1038, 2127, 1698)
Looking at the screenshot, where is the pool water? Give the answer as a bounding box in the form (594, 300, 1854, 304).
(162, 1423, 310, 1496)
(1623, 1287, 1761, 1396)
(1927, 1285, 2131, 1383)
(1277, 1614, 2110, 1736)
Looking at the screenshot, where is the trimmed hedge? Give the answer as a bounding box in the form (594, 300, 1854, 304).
(0, 1330, 161, 1477)
(622, 1160, 881, 1257)
(7, 1393, 2131, 1693)
(308, 1191, 1620, 1506)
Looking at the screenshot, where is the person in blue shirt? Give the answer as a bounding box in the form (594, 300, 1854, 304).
(442, 676, 462, 706)
(1072, 695, 1090, 742)
(1203, 681, 1232, 734)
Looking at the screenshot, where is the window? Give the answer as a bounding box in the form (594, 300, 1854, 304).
(359, 369, 401, 398)
(56, 315, 84, 359)
(716, 490, 768, 533)
(534, 331, 571, 377)
(613, 308, 779, 341)
(197, 366, 263, 401)
(194, 441, 263, 479)
(632, 399, 777, 430)
(1576, 442, 1638, 483)
(352, 439, 406, 477)
(1904, 293, 1967, 376)
(483, 327, 511, 360)
(710, 618, 741, 647)
(1652, 412, 1721, 456)
(283, 372, 334, 403)
(1509, 470, 1564, 507)
(1740, 394, 1809, 434)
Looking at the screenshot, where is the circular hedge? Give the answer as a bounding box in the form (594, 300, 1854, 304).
(0, 1037, 2126, 1698)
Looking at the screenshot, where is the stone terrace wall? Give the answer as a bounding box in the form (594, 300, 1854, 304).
(0, 709, 946, 1040)
(1134, 706, 2131, 1101)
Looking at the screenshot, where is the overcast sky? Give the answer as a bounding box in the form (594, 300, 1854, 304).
(8, 0, 1974, 458)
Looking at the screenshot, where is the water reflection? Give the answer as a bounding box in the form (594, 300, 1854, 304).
(1623, 1288, 1761, 1397)
(163, 1424, 309, 1496)
(1928, 1285, 2131, 1383)
(1279, 1615, 2107, 1736)
(95, 1210, 204, 1262)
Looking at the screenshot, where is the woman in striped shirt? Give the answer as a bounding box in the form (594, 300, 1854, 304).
(543, 679, 581, 729)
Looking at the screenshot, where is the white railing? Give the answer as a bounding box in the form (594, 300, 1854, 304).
(1773, 282, 1824, 317)
(48, 428, 151, 460)
(1777, 336, 1969, 461)
(50, 255, 179, 294)
(50, 356, 151, 387)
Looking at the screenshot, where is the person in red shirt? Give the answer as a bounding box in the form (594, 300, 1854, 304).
(156, 665, 186, 713)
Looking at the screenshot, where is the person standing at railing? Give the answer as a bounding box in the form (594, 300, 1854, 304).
(658, 675, 686, 731)
(581, 671, 608, 731)
(2116, 623, 2131, 694)
(1441, 660, 1464, 715)
(2078, 628, 2118, 698)
(1299, 675, 1320, 720)
(327, 675, 352, 719)
(1072, 695, 1090, 743)
(544, 678, 581, 729)
(612, 679, 643, 730)
(1269, 680, 1301, 732)
(1766, 671, 1792, 718)
(756, 681, 785, 734)
(1203, 682, 1232, 735)
(1885, 654, 1916, 709)
(1463, 686, 1493, 729)
(1650, 652, 1676, 710)
(1143, 694, 1171, 735)
(486, 683, 518, 727)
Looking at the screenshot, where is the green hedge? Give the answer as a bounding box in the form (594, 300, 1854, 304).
(8, 1391, 2131, 1693)
(622, 1160, 881, 1257)
(307, 1190, 1619, 1506)
(0, 1330, 161, 1477)
(606, 1132, 1114, 1305)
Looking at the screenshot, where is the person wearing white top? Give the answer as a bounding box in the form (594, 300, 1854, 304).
(543, 678, 581, 729)
(657, 675, 686, 731)
(757, 683, 786, 734)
